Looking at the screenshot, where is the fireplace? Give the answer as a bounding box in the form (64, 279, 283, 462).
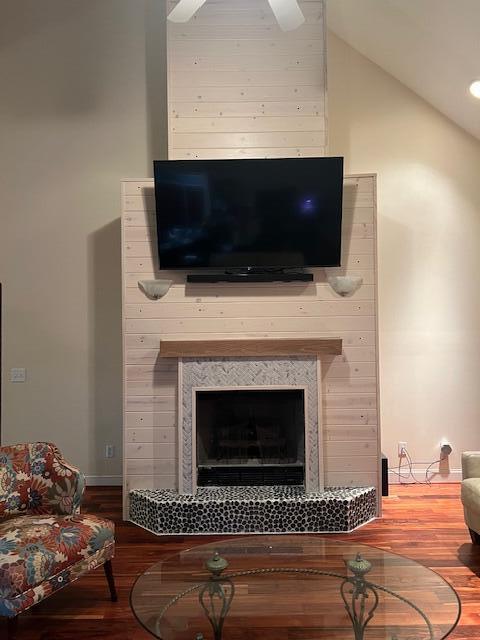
(179, 357, 322, 494)
(128, 355, 378, 534)
(195, 389, 305, 487)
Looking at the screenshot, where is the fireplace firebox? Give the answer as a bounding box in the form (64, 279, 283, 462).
(195, 389, 305, 486)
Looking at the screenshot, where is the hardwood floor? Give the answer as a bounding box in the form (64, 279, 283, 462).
(3, 483, 480, 639)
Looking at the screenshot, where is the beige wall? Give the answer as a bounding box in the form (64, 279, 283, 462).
(328, 32, 480, 479)
(0, 1, 167, 481)
(2, 2, 479, 484)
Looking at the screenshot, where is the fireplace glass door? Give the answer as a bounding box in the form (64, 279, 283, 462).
(195, 389, 305, 486)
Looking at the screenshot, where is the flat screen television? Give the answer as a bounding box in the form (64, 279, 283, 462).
(153, 156, 343, 270)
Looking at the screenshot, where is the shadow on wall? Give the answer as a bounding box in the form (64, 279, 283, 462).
(87, 219, 123, 480)
(145, 0, 169, 164)
(377, 207, 414, 326)
(0, 1, 115, 118)
(326, 30, 353, 162)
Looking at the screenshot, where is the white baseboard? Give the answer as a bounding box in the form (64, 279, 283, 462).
(85, 475, 123, 486)
(85, 471, 462, 488)
(388, 468, 462, 484)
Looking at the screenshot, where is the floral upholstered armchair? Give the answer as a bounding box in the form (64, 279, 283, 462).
(0, 443, 116, 639)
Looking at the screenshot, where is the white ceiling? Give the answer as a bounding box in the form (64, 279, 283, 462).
(326, 0, 480, 140)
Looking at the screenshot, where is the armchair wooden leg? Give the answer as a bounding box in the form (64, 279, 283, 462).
(7, 616, 18, 640)
(103, 559, 118, 602)
(469, 528, 480, 545)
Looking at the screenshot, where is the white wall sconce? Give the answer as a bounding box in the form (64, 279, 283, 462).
(138, 280, 172, 300)
(327, 275, 363, 297)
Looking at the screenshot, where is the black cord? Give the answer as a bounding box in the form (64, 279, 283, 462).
(389, 449, 420, 484)
(424, 458, 444, 484)
(388, 448, 447, 486)
(405, 449, 423, 484)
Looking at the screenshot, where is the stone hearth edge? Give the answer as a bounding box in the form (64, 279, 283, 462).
(129, 485, 377, 535)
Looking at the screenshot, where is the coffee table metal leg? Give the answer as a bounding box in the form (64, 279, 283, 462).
(191, 553, 434, 640)
(340, 554, 379, 640)
(198, 579, 235, 640)
(198, 552, 235, 640)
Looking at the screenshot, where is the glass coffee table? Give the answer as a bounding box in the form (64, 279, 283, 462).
(131, 536, 460, 640)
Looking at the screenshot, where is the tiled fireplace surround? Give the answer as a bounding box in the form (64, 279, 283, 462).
(129, 355, 377, 534)
(180, 357, 321, 494)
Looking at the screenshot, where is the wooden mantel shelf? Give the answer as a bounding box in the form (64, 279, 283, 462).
(159, 338, 342, 358)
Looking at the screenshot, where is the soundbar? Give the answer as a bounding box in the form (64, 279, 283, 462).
(186, 272, 313, 283)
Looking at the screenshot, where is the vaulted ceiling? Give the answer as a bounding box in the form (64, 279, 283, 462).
(327, 0, 480, 141)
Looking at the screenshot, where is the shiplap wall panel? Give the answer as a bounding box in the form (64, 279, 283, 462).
(122, 174, 380, 516)
(126, 427, 176, 443)
(125, 475, 177, 492)
(121, 0, 380, 516)
(124, 317, 376, 334)
(124, 301, 375, 318)
(327, 472, 378, 487)
(167, 0, 327, 159)
(170, 101, 325, 117)
(325, 394, 377, 409)
(124, 332, 376, 352)
(325, 426, 378, 440)
(125, 412, 176, 427)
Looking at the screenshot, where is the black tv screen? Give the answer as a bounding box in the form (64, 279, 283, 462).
(153, 157, 343, 269)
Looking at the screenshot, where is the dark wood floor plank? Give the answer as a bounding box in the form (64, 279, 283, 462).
(1, 483, 478, 639)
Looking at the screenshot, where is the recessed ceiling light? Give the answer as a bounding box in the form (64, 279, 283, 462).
(469, 81, 480, 99)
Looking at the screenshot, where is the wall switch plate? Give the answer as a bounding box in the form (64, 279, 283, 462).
(398, 441, 407, 456)
(105, 444, 115, 459)
(10, 368, 26, 382)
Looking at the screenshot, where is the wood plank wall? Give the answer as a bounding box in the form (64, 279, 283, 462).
(121, 175, 380, 513)
(121, 0, 380, 516)
(167, 0, 327, 160)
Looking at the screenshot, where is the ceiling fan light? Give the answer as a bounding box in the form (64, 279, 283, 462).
(267, 0, 305, 31)
(167, 0, 208, 23)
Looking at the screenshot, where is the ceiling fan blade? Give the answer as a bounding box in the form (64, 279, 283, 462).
(167, 0, 208, 23)
(268, 0, 305, 31)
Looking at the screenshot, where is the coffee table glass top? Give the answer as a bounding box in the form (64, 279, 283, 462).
(131, 535, 460, 640)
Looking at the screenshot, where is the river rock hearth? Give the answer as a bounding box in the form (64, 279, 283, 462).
(129, 485, 376, 535)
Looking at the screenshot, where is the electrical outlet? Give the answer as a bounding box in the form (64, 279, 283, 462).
(398, 441, 407, 457)
(105, 444, 115, 459)
(10, 368, 26, 382)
